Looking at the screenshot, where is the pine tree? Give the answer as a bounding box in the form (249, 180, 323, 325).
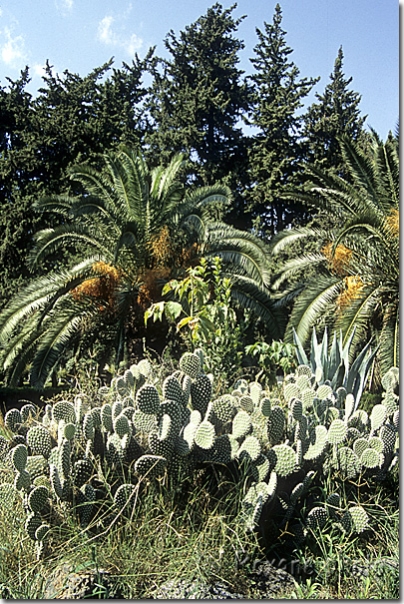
(246, 4, 318, 235)
(145, 3, 251, 191)
(303, 46, 367, 172)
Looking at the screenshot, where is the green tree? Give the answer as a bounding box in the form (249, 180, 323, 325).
(0, 58, 149, 305)
(303, 46, 367, 172)
(145, 3, 251, 193)
(246, 3, 319, 235)
(270, 132, 399, 379)
(0, 147, 278, 387)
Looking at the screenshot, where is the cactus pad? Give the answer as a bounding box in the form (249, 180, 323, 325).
(53, 401, 76, 424)
(83, 412, 95, 441)
(5, 408, 22, 432)
(290, 398, 303, 421)
(73, 458, 93, 487)
(260, 397, 271, 417)
(327, 419, 347, 445)
(212, 395, 236, 424)
(134, 454, 166, 478)
(163, 376, 185, 406)
(232, 410, 252, 439)
(283, 382, 300, 403)
(341, 506, 369, 533)
(304, 425, 327, 461)
(25, 512, 42, 540)
(360, 447, 382, 469)
(136, 384, 160, 414)
(370, 404, 387, 432)
(114, 483, 137, 517)
(190, 374, 212, 415)
(28, 485, 49, 513)
(132, 409, 157, 433)
(237, 435, 261, 462)
(114, 414, 131, 438)
(337, 447, 361, 479)
(11, 443, 28, 473)
(20, 404, 36, 423)
(179, 352, 201, 379)
(194, 421, 215, 450)
(266, 406, 285, 444)
(14, 469, 31, 491)
(101, 404, 113, 432)
(269, 444, 296, 477)
(27, 426, 52, 458)
(307, 506, 327, 529)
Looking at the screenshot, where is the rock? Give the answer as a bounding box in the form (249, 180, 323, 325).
(42, 563, 124, 599)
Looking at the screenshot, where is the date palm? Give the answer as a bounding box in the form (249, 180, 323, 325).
(271, 131, 399, 378)
(0, 146, 280, 386)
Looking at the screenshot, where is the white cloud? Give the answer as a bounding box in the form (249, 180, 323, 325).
(126, 33, 143, 55)
(1, 27, 27, 66)
(97, 12, 143, 56)
(98, 16, 116, 46)
(55, 0, 73, 14)
(33, 63, 47, 78)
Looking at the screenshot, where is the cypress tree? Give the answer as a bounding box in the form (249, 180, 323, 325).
(246, 4, 318, 235)
(303, 46, 367, 172)
(145, 3, 251, 192)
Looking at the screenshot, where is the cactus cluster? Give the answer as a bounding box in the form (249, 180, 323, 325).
(0, 348, 399, 556)
(240, 363, 399, 537)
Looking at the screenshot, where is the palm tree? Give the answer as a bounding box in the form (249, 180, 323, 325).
(271, 131, 399, 378)
(0, 146, 281, 386)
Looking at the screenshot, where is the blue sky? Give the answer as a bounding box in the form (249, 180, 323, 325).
(0, 0, 398, 139)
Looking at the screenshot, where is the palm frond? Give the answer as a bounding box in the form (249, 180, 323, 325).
(285, 276, 342, 345)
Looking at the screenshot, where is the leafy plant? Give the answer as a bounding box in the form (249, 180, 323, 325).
(245, 340, 297, 386)
(271, 132, 399, 380)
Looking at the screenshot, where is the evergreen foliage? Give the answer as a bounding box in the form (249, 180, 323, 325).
(246, 4, 319, 234)
(145, 3, 251, 193)
(303, 46, 367, 172)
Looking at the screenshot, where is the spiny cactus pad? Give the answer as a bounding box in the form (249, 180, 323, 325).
(53, 401, 76, 424)
(28, 485, 49, 513)
(5, 409, 22, 432)
(179, 352, 201, 379)
(360, 448, 382, 469)
(20, 404, 36, 423)
(11, 443, 28, 473)
(327, 419, 347, 445)
(136, 384, 161, 414)
(307, 506, 327, 530)
(269, 444, 297, 477)
(337, 447, 361, 479)
(194, 421, 215, 450)
(232, 410, 252, 439)
(114, 483, 137, 517)
(267, 406, 285, 444)
(370, 404, 387, 432)
(304, 425, 327, 461)
(190, 374, 212, 415)
(212, 395, 236, 424)
(134, 454, 166, 478)
(237, 435, 261, 462)
(341, 506, 369, 533)
(27, 426, 52, 458)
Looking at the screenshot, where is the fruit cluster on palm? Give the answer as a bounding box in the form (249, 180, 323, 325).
(271, 131, 399, 379)
(0, 146, 281, 387)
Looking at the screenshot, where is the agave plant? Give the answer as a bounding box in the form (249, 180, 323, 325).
(271, 131, 399, 378)
(0, 146, 278, 387)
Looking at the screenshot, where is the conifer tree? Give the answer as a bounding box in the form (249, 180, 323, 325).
(145, 3, 251, 191)
(246, 4, 318, 235)
(303, 46, 367, 172)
